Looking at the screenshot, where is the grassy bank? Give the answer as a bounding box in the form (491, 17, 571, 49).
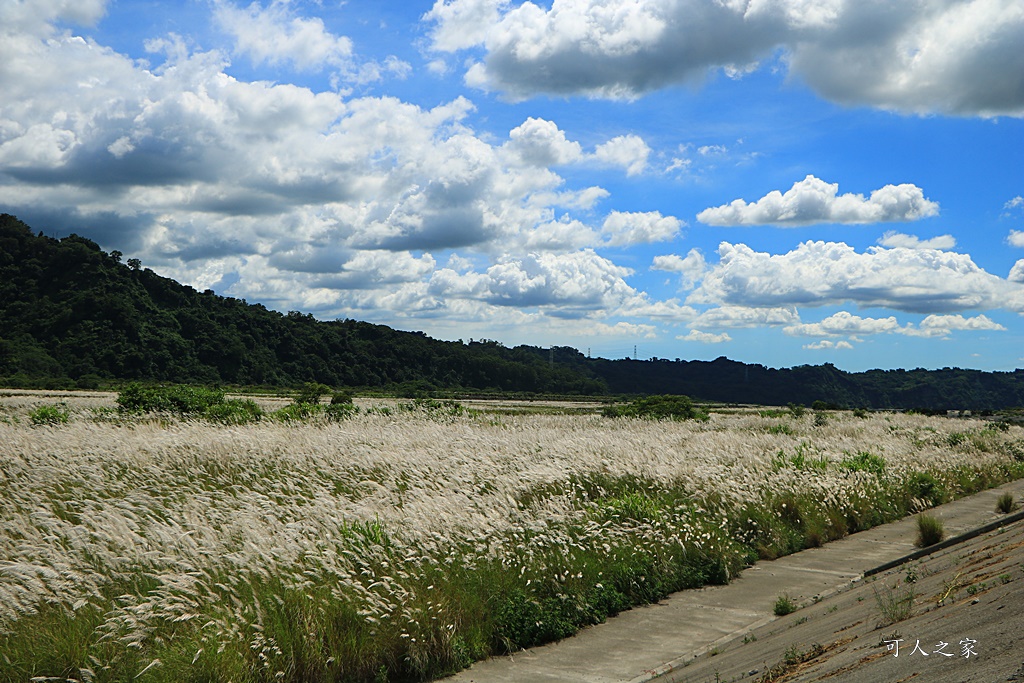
(1, 400, 1022, 682)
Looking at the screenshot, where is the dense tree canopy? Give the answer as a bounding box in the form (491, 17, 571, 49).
(2, 214, 1023, 409)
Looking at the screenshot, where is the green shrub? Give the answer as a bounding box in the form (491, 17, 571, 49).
(916, 514, 945, 547)
(852, 407, 869, 418)
(202, 398, 263, 425)
(787, 403, 806, 418)
(330, 390, 354, 405)
(29, 403, 69, 425)
(773, 594, 798, 616)
(602, 395, 708, 421)
(116, 383, 225, 415)
(272, 401, 358, 422)
(295, 382, 332, 406)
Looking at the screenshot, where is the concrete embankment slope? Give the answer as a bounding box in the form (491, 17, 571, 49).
(444, 479, 1024, 683)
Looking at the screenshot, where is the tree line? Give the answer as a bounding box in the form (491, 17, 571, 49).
(2, 214, 1023, 410)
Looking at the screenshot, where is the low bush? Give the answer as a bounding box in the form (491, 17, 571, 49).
(116, 383, 225, 415)
(773, 594, 798, 616)
(295, 382, 333, 406)
(116, 384, 262, 424)
(202, 398, 264, 425)
(29, 403, 70, 426)
(916, 514, 945, 547)
(996, 492, 1017, 514)
(602, 395, 708, 421)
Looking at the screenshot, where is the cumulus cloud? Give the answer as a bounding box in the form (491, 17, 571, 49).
(601, 210, 681, 246)
(679, 330, 732, 344)
(504, 117, 582, 166)
(0, 7, 689, 339)
(804, 340, 854, 350)
(901, 314, 1006, 338)
(1011, 260, 1024, 283)
(697, 176, 939, 227)
(0, 0, 108, 36)
(429, 250, 637, 310)
(1008, 230, 1024, 248)
(690, 306, 800, 330)
(878, 231, 956, 250)
(213, 0, 353, 71)
(651, 249, 707, 289)
(426, 0, 1024, 116)
(689, 241, 1024, 314)
(783, 311, 901, 338)
(593, 135, 651, 176)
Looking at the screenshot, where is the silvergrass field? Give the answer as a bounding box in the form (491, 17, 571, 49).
(2, 392, 1023, 682)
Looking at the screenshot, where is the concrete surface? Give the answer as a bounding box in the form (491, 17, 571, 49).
(443, 479, 1024, 683)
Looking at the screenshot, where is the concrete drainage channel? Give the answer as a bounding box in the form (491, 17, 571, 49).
(631, 500, 1024, 683)
(862, 506, 1024, 578)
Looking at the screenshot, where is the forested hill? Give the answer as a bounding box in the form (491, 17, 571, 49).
(2, 214, 1024, 410)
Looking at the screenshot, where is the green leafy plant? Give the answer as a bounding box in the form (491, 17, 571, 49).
(774, 594, 798, 616)
(916, 513, 945, 547)
(29, 403, 69, 425)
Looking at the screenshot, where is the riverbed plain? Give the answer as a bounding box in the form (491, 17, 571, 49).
(1, 390, 1022, 682)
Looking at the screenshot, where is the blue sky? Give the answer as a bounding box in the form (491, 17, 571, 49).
(2, 0, 1023, 371)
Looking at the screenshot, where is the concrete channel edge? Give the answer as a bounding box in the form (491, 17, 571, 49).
(625, 505, 1024, 683)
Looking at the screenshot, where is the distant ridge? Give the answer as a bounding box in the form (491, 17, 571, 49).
(2, 214, 1023, 410)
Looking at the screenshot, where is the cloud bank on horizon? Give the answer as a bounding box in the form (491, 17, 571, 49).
(1, 0, 1023, 371)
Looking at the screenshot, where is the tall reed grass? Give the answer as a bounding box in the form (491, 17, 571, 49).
(1, 402, 1022, 682)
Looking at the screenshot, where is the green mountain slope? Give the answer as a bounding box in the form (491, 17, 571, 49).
(2, 214, 1023, 409)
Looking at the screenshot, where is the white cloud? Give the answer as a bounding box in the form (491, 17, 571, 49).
(0, 9, 696, 337)
(804, 340, 854, 350)
(504, 117, 582, 166)
(878, 231, 956, 250)
(1008, 230, 1024, 248)
(1006, 196, 1024, 211)
(1011, 260, 1024, 283)
(651, 249, 706, 289)
(697, 176, 939, 227)
(601, 210, 681, 246)
(426, 0, 1024, 116)
(783, 311, 901, 338)
(900, 314, 1007, 338)
(593, 135, 651, 176)
(689, 241, 1024, 314)
(679, 330, 732, 344)
(213, 0, 354, 71)
(429, 250, 637, 310)
(0, 0, 108, 36)
(690, 306, 800, 330)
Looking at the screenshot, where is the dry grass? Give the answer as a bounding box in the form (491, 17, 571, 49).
(1, 397, 1022, 682)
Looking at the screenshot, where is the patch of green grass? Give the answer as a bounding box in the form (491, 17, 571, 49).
(873, 580, 916, 624)
(839, 451, 886, 475)
(916, 513, 945, 547)
(996, 491, 1017, 514)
